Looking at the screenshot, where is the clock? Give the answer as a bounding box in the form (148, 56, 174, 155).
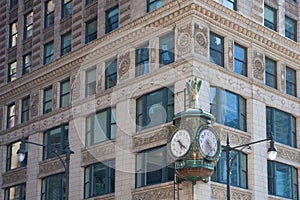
(198, 126, 220, 161)
(170, 129, 192, 158)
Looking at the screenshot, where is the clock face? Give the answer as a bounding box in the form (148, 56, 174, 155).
(198, 127, 219, 160)
(170, 129, 192, 158)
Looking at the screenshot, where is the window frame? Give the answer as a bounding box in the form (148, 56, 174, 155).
(60, 79, 70, 108)
(159, 32, 175, 67)
(105, 6, 119, 33)
(85, 67, 96, 97)
(9, 21, 18, 48)
(10, 0, 18, 9)
(43, 86, 53, 114)
(61, 32, 72, 56)
(21, 96, 30, 123)
(209, 32, 224, 67)
(105, 58, 117, 89)
(8, 61, 17, 82)
(135, 43, 149, 77)
(6, 140, 28, 171)
(234, 43, 247, 76)
(41, 173, 66, 200)
(7, 103, 15, 129)
(285, 16, 297, 41)
(264, 4, 277, 31)
(4, 183, 26, 200)
(222, 0, 237, 11)
(44, 0, 55, 28)
(22, 53, 32, 75)
(62, 0, 72, 19)
(265, 57, 277, 89)
(286, 67, 297, 97)
(85, 18, 97, 44)
(44, 41, 54, 64)
(146, 0, 162, 12)
(24, 11, 33, 40)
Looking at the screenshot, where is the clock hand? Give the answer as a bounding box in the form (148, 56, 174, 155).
(177, 140, 186, 149)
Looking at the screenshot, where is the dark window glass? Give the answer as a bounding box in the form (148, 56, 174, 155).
(268, 161, 298, 199)
(62, 0, 72, 18)
(85, 18, 97, 44)
(105, 58, 117, 89)
(45, 0, 55, 28)
(43, 86, 53, 114)
(60, 79, 70, 108)
(210, 87, 246, 131)
(4, 183, 26, 200)
(41, 173, 66, 200)
(86, 107, 116, 146)
(7, 103, 15, 129)
(136, 145, 174, 188)
(105, 6, 118, 33)
(136, 87, 174, 131)
(159, 32, 175, 67)
(222, 0, 236, 10)
(234, 43, 247, 76)
(147, 0, 162, 12)
(265, 58, 277, 89)
(21, 96, 30, 123)
(136, 43, 149, 77)
(10, 0, 18, 9)
(212, 149, 247, 188)
(286, 67, 296, 97)
(8, 61, 17, 82)
(9, 21, 17, 48)
(86, 67, 96, 97)
(84, 160, 115, 198)
(264, 5, 277, 31)
(266, 107, 296, 148)
(210, 32, 224, 67)
(61, 32, 72, 56)
(285, 16, 297, 41)
(22, 53, 32, 75)
(24, 12, 33, 40)
(6, 140, 27, 171)
(44, 41, 54, 64)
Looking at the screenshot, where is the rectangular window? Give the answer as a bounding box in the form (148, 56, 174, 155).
(105, 58, 117, 89)
(62, 0, 72, 18)
(234, 43, 247, 76)
(105, 6, 118, 33)
(266, 107, 296, 148)
(7, 103, 15, 129)
(264, 5, 277, 31)
(9, 21, 17, 48)
(135, 43, 149, 77)
(268, 161, 298, 199)
(43, 86, 53, 114)
(285, 16, 297, 41)
(44, 41, 54, 64)
(222, 0, 237, 11)
(286, 67, 296, 97)
(8, 61, 17, 82)
(210, 32, 224, 67)
(61, 32, 72, 56)
(86, 107, 116, 146)
(159, 32, 175, 67)
(265, 58, 277, 89)
(212, 149, 247, 188)
(136, 87, 174, 131)
(10, 0, 18, 9)
(22, 53, 32, 75)
(43, 124, 68, 160)
(210, 87, 246, 131)
(86, 0, 94, 5)
(45, 0, 55, 28)
(6, 140, 27, 171)
(147, 0, 162, 12)
(85, 18, 97, 44)
(136, 145, 174, 188)
(24, 11, 33, 40)
(21, 96, 30, 123)
(86, 67, 96, 97)
(84, 160, 115, 198)
(4, 184, 26, 200)
(41, 173, 65, 200)
(60, 79, 70, 108)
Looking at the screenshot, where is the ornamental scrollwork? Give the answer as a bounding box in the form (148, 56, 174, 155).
(194, 23, 208, 56)
(176, 23, 192, 56)
(118, 52, 130, 80)
(253, 51, 264, 81)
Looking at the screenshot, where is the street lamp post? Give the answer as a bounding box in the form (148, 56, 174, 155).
(17, 137, 74, 200)
(224, 134, 277, 200)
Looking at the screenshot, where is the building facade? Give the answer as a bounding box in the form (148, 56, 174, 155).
(0, 0, 300, 199)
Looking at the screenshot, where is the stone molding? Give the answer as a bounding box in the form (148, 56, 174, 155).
(81, 142, 115, 166)
(132, 183, 173, 200)
(211, 184, 252, 200)
(216, 125, 251, 146)
(277, 145, 300, 165)
(39, 158, 65, 178)
(2, 168, 27, 188)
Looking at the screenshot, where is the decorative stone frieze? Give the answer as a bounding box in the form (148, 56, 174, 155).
(82, 143, 115, 166)
(118, 52, 130, 80)
(211, 184, 252, 200)
(253, 50, 264, 81)
(176, 23, 192, 56)
(132, 184, 173, 200)
(217, 125, 251, 145)
(2, 168, 27, 188)
(277, 146, 300, 164)
(194, 23, 208, 56)
(39, 158, 65, 178)
(133, 127, 167, 151)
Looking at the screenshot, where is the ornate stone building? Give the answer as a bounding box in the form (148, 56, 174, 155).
(0, 0, 299, 200)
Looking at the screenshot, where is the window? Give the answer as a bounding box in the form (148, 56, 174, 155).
(61, 32, 72, 56)
(45, 0, 55, 28)
(212, 149, 247, 188)
(44, 41, 54, 64)
(22, 53, 32, 75)
(7, 103, 15, 128)
(210, 32, 224, 67)
(210, 87, 246, 131)
(234, 43, 247, 76)
(21, 96, 30, 123)
(86, 0, 94, 5)
(84, 160, 115, 198)
(41, 173, 65, 200)
(4, 184, 26, 200)
(266, 107, 296, 148)
(268, 161, 298, 199)
(265, 58, 277, 89)
(159, 32, 175, 67)
(105, 58, 117, 89)
(222, 0, 236, 11)
(62, 0, 72, 18)
(136, 87, 174, 131)
(105, 6, 118, 33)
(135, 43, 149, 77)
(24, 12, 33, 40)
(43, 125, 68, 160)
(6, 140, 27, 171)
(86, 107, 116, 146)
(86, 67, 96, 97)
(9, 21, 18, 48)
(136, 145, 174, 188)
(286, 67, 296, 97)
(60, 79, 70, 108)
(8, 61, 17, 82)
(43, 86, 53, 114)
(264, 5, 277, 31)
(147, 0, 162, 12)
(10, 0, 18, 9)
(285, 16, 297, 41)
(85, 18, 97, 44)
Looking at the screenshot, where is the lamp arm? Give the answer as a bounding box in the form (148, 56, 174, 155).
(229, 138, 270, 150)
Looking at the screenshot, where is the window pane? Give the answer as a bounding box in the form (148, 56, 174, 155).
(223, 0, 236, 10)
(105, 6, 118, 33)
(86, 68, 96, 96)
(136, 44, 149, 77)
(264, 5, 277, 31)
(147, 0, 162, 12)
(105, 59, 117, 89)
(210, 32, 224, 67)
(86, 19, 97, 43)
(234, 44, 247, 76)
(285, 16, 297, 41)
(159, 33, 175, 66)
(265, 58, 277, 89)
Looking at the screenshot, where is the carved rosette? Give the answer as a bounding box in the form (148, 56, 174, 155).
(118, 52, 130, 80)
(176, 23, 192, 56)
(132, 186, 173, 200)
(253, 51, 264, 81)
(31, 91, 39, 117)
(2, 169, 27, 187)
(71, 73, 80, 100)
(228, 39, 234, 71)
(194, 24, 208, 56)
(280, 63, 286, 91)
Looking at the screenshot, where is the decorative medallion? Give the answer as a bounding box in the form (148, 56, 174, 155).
(176, 23, 192, 56)
(253, 51, 264, 81)
(194, 24, 208, 56)
(118, 52, 130, 79)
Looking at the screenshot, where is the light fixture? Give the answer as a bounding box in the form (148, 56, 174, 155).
(17, 138, 26, 162)
(267, 134, 277, 160)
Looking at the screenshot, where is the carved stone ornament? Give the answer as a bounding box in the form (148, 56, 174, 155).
(82, 144, 115, 166)
(118, 52, 130, 79)
(228, 39, 234, 71)
(176, 23, 192, 56)
(211, 184, 251, 200)
(253, 51, 264, 81)
(277, 146, 300, 163)
(2, 169, 27, 187)
(194, 23, 208, 56)
(132, 185, 173, 200)
(219, 128, 250, 145)
(71, 73, 80, 100)
(39, 159, 65, 177)
(133, 128, 167, 148)
(280, 63, 286, 91)
(31, 91, 39, 117)
(186, 77, 202, 109)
